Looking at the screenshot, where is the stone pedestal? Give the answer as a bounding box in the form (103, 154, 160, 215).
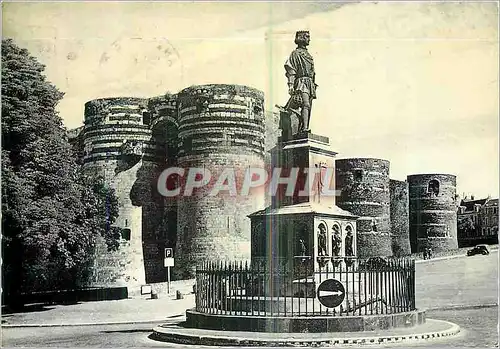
(249, 132, 358, 272)
(270, 132, 337, 209)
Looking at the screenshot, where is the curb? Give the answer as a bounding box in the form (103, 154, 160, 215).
(414, 248, 498, 264)
(426, 303, 498, 312)
(1, 315, 185, 328)
(415, 254, 467, 264)
(151, 319, 461, 347)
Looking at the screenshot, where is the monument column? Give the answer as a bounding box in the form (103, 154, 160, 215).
(251, 31, 358, 272)
(270, 133, 337, 209)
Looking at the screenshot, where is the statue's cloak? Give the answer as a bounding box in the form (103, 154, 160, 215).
(284, 48, 317, 99)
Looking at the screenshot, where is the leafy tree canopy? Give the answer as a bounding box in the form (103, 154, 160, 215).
(2, 39, 120, 299)
(457, 216, 475, 235)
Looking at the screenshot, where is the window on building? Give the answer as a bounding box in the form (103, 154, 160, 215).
(427, 179, 440, 196)
(142, 111, 151, 125)
(354, 170, 363, 181)
(184, 137, 193, 152)
(121, 228, 131, 241)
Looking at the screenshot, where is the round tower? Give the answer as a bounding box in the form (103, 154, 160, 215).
(175, 84, 266, 278)
(390, 179, 411, 256)
(407, 174, 458, 253)
(335, 158, 392, 257)
(82, 97, 156, 290)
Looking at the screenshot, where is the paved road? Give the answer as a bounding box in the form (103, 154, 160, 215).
(420, 306, 498, 348)
(415, 250, 498, 310)
(1, 295, 196, 326)
(2, 252, 498, 348)
(2, 306, 498, 348)
(1, 322, 176, 348)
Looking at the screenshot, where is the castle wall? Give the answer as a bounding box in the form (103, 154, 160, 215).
(407, 174, 458, 253)
(82, 97, 155, 288)
(335, 158, 392, 257)
(144, 94, 179, 283)
(390, 179, 411, 256)
(71, 86, 461, 285)
(83, 160, 146, 287)
(264, 111, 280, 208)
(175, 84, 266, 278)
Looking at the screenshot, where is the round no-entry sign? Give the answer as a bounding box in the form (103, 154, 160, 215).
(317, 279, 345, 308)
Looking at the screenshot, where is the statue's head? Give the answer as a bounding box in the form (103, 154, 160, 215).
(294, 31, 310, 46)
(333, 224, 341, 235)
(346, 225, 353, 235)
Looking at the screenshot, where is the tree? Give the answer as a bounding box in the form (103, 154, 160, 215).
(458, 216, 475, 237)
(1, 39, 120, 304)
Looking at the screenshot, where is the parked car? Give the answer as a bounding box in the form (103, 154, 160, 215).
(467, 244, 490, 256)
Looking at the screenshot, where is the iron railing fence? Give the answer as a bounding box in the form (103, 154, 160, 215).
(195, 257, 415, 317)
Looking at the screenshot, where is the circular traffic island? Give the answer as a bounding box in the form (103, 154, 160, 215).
(151, 258, 460, 346)
(151, 316, 460, 347)
(183, 308, 427, 333)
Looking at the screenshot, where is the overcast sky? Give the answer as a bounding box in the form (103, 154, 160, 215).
(3, 1, 499, 198)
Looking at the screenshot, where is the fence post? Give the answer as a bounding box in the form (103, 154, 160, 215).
(269, 260, 274, 317)
(290, 259, 294, 317)
(282, 261, 286, 317)
(244, 260, 249, 315)
(412, 259, 416, 310)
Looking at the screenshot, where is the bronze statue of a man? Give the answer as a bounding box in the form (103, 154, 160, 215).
(284, 31, 317, 133)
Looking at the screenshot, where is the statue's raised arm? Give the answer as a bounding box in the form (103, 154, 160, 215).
(281, 31, 317, 135)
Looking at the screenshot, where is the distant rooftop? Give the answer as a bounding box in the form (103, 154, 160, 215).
(460, 197, 498, 211)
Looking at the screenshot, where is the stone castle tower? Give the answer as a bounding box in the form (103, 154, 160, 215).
(335, 158, 392, 258)
(390, 179, 411, 256)
(407, 174, 458, 253)
(68, 87, 457, 292)
(79, 97, 155, 289)
(69, 84, 269, 289)
(175, 84, 266, 278)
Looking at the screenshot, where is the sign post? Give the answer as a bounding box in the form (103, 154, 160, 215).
(317, 279, 345, 308)
(164, 248, 174, 294)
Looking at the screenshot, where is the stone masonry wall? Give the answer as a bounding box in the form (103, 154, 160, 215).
(83, 161, 146, 287)
(408, 174, 458, 253)
(134, 161, 169, 284)
(175, 84, 266, 278)
(144, 94, 179, 283)
(81, 97, 154, 288)
(390, 179, 411, 256)
(335, 158, 392, 257)
(264, 111, 280, 208)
